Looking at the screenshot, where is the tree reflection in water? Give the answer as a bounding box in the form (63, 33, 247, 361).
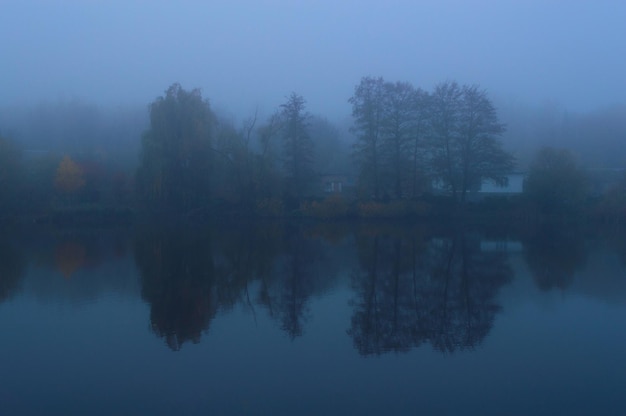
(259, 225, 325, 340)
(54, 241, 86, 279)
(134, 223, 334, 349)
(134, 222, 514, 353)
(524, 223, 587, 291)
(349, 228, 513, 355)
(10, 222, 625, 356)
(0, 240, 25, 303)
(134, 226, 217, 351)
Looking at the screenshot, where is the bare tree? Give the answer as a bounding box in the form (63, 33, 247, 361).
(350, 76, 386, 199)
(427, 82, 514, 204)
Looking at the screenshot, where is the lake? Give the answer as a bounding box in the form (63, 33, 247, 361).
(1, 221, 625, 415)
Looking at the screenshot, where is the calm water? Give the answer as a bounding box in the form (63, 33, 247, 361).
(1, 221, 625, 415)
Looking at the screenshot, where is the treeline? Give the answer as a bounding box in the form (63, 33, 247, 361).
(1, 79, 626, 222)
(134, 79, 515, 212)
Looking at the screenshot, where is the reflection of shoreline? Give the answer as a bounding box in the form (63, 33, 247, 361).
(4, 228, 140, 306)
(3, 222, 626, 354)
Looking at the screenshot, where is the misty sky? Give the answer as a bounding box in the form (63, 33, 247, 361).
(2, 1, 625, 119)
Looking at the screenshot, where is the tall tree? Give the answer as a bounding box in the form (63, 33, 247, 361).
(136, 83, 214, 211)
(381, 81, 418, 198)
(427, 81, 464, 200)
(0, 135, 22, 213)
(350, 76, 386, 199)
(427, 81, 514, 203)
(524, 146, 588, 213)
(0, 241, 24, 303)
(255, 113, 284, 199)
(456, 85, 514, 203)
(134, 226, 217, 350)
(280, 93, 314, 200)
(408, 88, 431, 198)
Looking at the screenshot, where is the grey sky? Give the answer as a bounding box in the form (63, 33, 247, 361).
(2, 0, 625, 119)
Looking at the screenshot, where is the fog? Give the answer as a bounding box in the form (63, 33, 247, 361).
(2, 1, 624, 119)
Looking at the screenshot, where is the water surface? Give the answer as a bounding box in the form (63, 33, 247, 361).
(1, 222, 625, 415)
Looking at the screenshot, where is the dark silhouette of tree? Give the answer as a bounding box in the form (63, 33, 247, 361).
(134, 226, 217, 350)
(427, 82, 514, 204)
(456, 85, 514, 203)
(136, 83, 214, 212)
(426, 81, 463, 199)
(524, 146, 588, 214)
(381, 81, 418, 198)
(213, 223, 283, 313)
(424, 233, 512, 352)
(0, 135, 22, 214)
(408, 88, 431, 198)
(265, 228, 315, 339)
(256, 225, 334, 340)
(349, 229, 513, 355)
(350, 78, 511, 203)
(280, 93, 314, 200)
(0, 241, 25, 303)
(133, 221, 342, 348)
(524, 223, 587, 291)
(348, 234, 420, 354)
(255, 113, 284, 200)
(350, 76, 386, 199)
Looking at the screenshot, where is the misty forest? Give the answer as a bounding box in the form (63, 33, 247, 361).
(1, 77, 626, 224)
(3, 2, 626, 415)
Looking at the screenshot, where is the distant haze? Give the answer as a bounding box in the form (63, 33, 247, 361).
(2, 1, 625, 120)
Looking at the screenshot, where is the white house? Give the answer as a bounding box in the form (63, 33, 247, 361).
(431, 172, 525, 197)
(478, 172, 525, 195)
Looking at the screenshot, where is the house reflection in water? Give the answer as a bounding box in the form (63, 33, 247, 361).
(320, 174, 353, 195)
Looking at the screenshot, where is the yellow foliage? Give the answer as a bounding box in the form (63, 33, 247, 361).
(54, 155, 85, 194)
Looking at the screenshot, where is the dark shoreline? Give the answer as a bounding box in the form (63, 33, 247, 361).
(2, 202, 625, 229)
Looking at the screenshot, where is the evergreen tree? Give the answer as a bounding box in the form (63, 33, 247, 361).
(280, 93, 314, 200)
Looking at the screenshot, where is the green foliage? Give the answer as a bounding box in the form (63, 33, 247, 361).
(136, 83, 214, 211)
(525, 147, 588, 214)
